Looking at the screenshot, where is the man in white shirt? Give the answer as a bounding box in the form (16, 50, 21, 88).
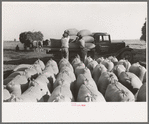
(61, 31, 70, 60)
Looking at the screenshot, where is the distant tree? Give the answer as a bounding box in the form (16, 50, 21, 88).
(26, 31, 33, 47)
(140, 21, 146, 41)
(36, 31, 43, 41)
(33, 31, 43, 41)
(19, 31, 44, 50)
(19, 32, 27, 44)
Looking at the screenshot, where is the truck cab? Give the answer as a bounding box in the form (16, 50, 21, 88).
(93, 33, 124, 54)
(93, 32, 135, 62)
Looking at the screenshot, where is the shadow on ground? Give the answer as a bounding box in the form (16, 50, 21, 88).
(4, 57, 55, 65)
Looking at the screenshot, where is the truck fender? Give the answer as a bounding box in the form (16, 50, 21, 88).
(115, 47, 135, 57)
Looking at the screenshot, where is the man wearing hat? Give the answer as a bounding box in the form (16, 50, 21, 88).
(61, 30, 70, 60)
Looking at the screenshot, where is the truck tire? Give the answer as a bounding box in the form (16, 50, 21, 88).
(120, 51, 133, 63)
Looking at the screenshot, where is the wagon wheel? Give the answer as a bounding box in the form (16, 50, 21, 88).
(120, 51, 133, 63)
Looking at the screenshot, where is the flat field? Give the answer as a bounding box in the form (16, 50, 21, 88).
(3, 40, 146, 78)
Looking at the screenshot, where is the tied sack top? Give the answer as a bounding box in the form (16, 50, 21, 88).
(61, 36, 70, 48)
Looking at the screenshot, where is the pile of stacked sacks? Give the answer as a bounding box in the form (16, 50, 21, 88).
(3, 55, 146, 102)
(65, 28, 95, 49)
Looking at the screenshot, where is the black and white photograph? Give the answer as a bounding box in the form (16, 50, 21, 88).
(2, 1, 148, 122)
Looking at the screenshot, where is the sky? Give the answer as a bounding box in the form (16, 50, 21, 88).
(2, 2, 147, 41)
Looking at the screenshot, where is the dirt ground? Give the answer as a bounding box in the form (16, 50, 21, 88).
(3, 40, 146, 79)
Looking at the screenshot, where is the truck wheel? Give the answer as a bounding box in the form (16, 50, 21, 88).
(120, 51, 133, 63)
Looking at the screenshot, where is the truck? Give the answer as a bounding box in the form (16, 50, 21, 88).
(44, 32, 135, 63)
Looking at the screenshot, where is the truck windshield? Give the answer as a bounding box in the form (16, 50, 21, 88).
(103, 35, 109, 41)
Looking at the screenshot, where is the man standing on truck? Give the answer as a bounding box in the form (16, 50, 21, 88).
(61, 31, 70, 60)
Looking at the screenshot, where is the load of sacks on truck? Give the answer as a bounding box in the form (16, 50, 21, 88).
(3, 56, 146, 102)
(49, 29, 95, 49)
